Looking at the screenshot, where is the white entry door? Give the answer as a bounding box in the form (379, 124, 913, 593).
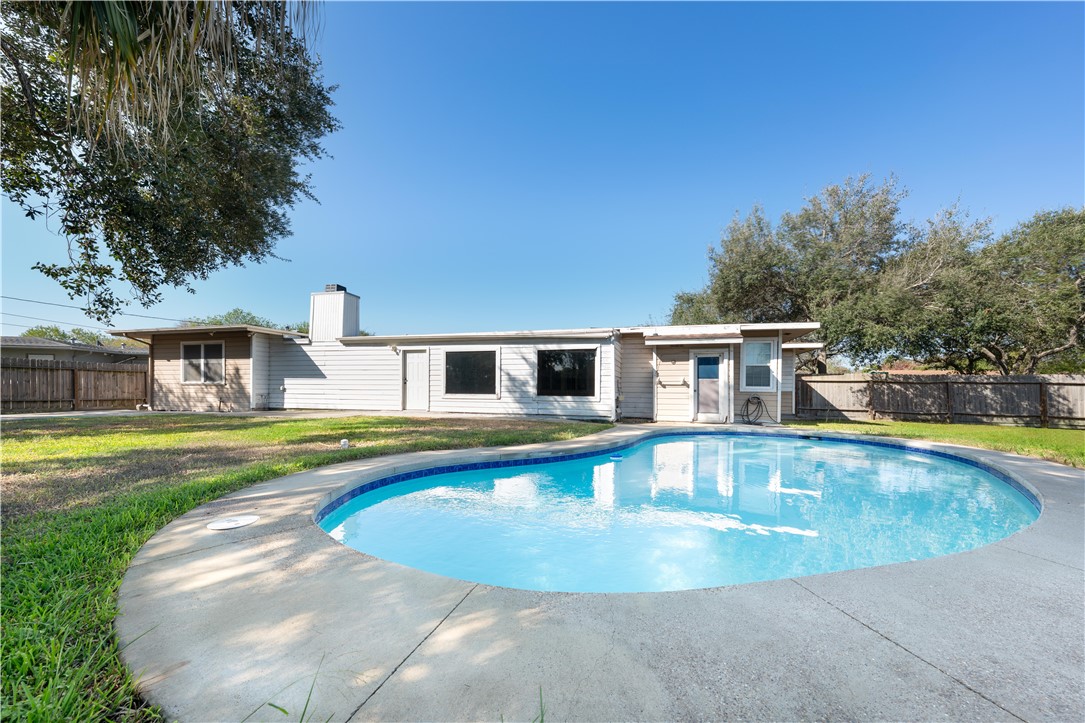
(693, 350, 729, 423)
(403, 351, 428, 410)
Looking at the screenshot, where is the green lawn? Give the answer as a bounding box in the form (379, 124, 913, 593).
(783, 419, 1085, 468)
(0, 414, 607, 722)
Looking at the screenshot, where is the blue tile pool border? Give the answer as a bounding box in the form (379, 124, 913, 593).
(314, 429, 1042, 526)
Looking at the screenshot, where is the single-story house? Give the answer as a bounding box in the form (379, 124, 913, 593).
(1, 336, 149, 365)
(112, 285, 822, 422)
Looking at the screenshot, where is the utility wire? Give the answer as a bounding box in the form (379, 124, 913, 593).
(0, 295, 190, 323)
(2, 312, 113, 331)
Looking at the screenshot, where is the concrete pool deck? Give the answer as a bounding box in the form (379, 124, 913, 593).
(116, 424, 1085, 722)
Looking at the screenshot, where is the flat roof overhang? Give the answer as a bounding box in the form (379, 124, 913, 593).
(111, 325, 306, 343)
(643, 335, 743, 346)
(624, 322, 820, 345)
(339, 328, 617, 345)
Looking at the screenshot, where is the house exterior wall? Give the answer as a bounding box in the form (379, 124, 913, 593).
(151, 331, 250, 412)
(141, 324, 807, 420)
(619, 333, 654, 420)
(426, 339, 617, 420)
(733, 331, 786, 422)
(250, 333, 272, 409)
(655, 346, 691, 422)
(268, 340, 401, 410)
(0, 347, 77, 362)
(782, 349, 796, 417)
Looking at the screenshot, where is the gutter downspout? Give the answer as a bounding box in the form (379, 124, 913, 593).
(651, 347, 659, 422)
(777, 330, 783, 422)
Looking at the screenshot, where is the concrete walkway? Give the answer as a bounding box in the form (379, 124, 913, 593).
(116, 425, 1085, 722)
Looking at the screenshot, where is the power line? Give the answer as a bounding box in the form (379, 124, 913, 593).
(0, 295, 190, 323)
(1, 312, 113, 332)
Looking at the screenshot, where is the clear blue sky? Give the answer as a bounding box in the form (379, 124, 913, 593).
(3, 1, 1082, 336)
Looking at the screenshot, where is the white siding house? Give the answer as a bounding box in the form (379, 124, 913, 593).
(113, 285, 820, 422)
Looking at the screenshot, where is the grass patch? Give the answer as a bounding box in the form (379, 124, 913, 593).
(1, 414, 607, 722)
(783, 419, 1084, 468)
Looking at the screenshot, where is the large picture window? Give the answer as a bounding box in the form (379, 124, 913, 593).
(741, 340, 775, 391)
(182, 342, 225, 384)
(445, 350, 496, 395)
(538, 349, 596, 397)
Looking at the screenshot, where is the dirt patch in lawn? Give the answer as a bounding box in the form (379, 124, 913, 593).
(0, 414, 605, 520)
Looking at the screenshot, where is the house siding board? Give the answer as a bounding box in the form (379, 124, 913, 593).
(428, 340, 616, 420)
(614, 337, 622, 418)
(250, 334, 272, 409)
(619, 334, 655, 420)
(152, 331, 250, 412)
(734, 333, 782, 422)
(268, 340, 401, 410)
(656, 346, 691, 422)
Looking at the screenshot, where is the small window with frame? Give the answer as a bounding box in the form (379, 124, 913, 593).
(741, 340, 776, 392)
(182, 342, 225, 384)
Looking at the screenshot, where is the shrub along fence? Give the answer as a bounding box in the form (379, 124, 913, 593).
(1, 358, 148, 412)
(795, 373, 1085, 428)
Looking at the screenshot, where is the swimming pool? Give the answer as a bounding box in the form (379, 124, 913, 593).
(317, 433, 1039, 592)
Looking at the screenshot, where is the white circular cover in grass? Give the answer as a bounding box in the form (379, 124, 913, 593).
(206, 515, 259, 530)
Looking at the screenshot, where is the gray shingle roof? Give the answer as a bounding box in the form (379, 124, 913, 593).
(1, 336, 148, 355)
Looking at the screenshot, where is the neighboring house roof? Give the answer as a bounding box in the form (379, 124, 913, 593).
(111, 325, 305, 342)
(1, 336, 148, 357)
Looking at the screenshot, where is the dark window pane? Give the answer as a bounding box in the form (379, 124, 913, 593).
(204, 343, 224, 360)
(205, 357, 225, 384)
(445, 351, 496, 395)
(745, 365, 771, 388)
(183, 344, 202, 382)
(538, 350, 596, 397)
(697, 356, 719, 380)
(183, 357, 202, 382)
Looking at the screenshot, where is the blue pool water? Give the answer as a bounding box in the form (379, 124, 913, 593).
(318, 434, 1038, 592)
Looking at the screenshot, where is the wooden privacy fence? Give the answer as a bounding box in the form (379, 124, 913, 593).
(1, 358, 148, 412)
(796, 373, 1085, 428)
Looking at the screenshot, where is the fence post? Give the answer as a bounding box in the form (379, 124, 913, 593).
(71, 367, 79, 411)
(945, 380, 954, 424)
(867, 378, 876, 421)
(1039, 381, 1049, 428)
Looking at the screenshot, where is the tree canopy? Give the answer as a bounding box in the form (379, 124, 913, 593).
(19, 324, 135, 348)
(671, 176, 1084, 374)
(1, 1, 339, 322)
(184, 308, 280, 329)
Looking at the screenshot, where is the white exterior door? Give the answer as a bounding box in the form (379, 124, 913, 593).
(693, 350, 730, 423)
(403, 351, 428, 410)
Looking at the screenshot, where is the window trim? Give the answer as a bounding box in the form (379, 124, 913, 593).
(181, 341, 226, 385)
(739, 339, 777, 393)
(535, 345, 601, 401)
(440, 346, 501, 400)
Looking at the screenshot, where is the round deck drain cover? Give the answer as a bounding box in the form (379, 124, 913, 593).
(207, 515, 259, 530)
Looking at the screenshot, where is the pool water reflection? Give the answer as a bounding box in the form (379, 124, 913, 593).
(319, 435, 1038, 592)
